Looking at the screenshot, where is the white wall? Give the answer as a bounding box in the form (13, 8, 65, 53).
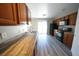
(71, 8, 79, 56)
(31, 18, 54, 34)
(31, 19, 38, 31)
(0, 24, 28, 44)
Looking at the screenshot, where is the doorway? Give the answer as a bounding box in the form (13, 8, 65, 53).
(37, 20, 47, 34)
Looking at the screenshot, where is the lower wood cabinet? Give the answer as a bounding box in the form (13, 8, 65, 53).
(63, 32, 73, 49)
(0, 3, 30, 25)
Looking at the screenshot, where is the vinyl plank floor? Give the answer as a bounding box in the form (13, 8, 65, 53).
(35, 34, 72, 56)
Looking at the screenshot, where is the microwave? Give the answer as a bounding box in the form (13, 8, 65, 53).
(59, 21, 66, 25)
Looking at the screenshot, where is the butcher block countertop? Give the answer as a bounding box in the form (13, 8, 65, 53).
(0, 32, 36, 56)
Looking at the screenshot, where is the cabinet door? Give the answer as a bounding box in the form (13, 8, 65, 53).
(64, 15, 69, 20)
(69, 14, 74, 25)
(17, 3, 28, 24)
(63, 32, 73, 48)
(55, 18, 61, 26)
(28, 9, 31, 25)
(63, 32, 68, 46)
(0, 3, 17, 25)
(73, 12, 77, 25)
(57, 18, 62, 26)
(69, 12, 77, 25)
(67, 33, 73, 48)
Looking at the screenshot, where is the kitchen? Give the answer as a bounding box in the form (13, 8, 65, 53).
(0, 3, 79, 56)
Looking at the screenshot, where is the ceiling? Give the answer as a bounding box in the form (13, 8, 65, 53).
(27, 3, 79, 19)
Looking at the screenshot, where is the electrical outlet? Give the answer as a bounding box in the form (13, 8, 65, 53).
(0, 32, 7, 39)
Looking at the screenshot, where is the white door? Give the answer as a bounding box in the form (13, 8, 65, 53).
(37, 20, 47, 34)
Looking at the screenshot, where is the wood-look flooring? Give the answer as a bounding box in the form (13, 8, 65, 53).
(35, 34, 72, 56)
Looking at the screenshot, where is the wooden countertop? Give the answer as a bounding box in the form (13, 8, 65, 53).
(0, 32, 36, 56)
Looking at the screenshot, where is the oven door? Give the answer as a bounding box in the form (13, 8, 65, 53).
(56, 31, 63, 42)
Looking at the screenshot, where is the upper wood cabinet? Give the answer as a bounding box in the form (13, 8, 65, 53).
(69, 12, 77, 25)
(0, 3, 29, 25)
(27, 8, 31, 25)
(55, 12, 77, 26)
(17, 3, 28, 24)
(55, 18, 62, 26)
(64, 15, 69, 20)
(0, 4, 17, 25)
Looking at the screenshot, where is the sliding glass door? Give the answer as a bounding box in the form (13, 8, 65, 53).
(37, 20, 47, 34)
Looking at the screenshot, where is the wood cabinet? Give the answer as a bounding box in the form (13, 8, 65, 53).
(69, 12, 77, 25)
(0, 4, 17, 25)
(55, 18, 62, 26)
(0, 3, 29, 25)
(64, 15, 69, 20)
(27, 8, 32, 25)
(63, 32, 73, 48)
(54, 12, 77, 49)
(54, 12, 77, 26)
(17, 3, 28, 24)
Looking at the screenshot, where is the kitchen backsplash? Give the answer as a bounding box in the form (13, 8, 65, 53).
(0, 24, 28, 44)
